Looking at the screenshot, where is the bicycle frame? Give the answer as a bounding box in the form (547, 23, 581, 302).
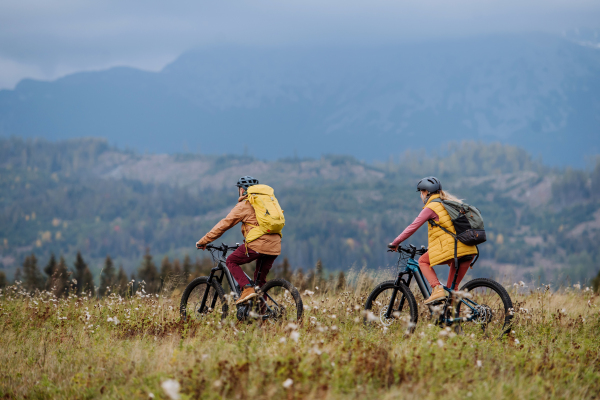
(389, 245, 481, 325)
(196, 243, 281, 319)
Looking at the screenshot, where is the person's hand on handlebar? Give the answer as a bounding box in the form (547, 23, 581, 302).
(387, 243, 399, 252)
(196, 240, 207, 250)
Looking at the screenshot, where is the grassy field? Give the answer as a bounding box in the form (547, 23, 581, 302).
(1, 274, 599, 400)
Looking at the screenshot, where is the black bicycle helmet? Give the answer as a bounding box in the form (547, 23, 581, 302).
(236, 176, 259, 190)
(416, 176, 442, 193)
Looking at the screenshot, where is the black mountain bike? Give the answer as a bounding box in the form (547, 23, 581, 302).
(180, 243, 303, 323)
(365, 244, 513, 338)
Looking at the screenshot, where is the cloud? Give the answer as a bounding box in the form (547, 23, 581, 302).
(0, 0, 599, 89)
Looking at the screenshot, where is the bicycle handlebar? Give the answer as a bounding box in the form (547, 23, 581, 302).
(388, 244, 427, 257)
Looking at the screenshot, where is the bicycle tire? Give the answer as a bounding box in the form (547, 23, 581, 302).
(180, 276, 228, 321)
(456, 277, 513, 339)
(257, 278, 303, 322)
(364, 280, 418, 332)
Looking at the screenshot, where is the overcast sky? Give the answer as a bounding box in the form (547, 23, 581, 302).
(0, 0, 599, 90)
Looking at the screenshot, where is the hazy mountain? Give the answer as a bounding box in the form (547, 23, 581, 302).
(1, 34, 599, 166)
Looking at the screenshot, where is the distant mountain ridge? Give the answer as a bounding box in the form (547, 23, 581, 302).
(0, 34, 599, 166)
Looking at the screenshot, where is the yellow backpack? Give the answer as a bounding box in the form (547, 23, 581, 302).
(244, 184, 285, 243)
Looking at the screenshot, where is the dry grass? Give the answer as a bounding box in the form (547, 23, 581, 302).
(0, 275, 599, 400)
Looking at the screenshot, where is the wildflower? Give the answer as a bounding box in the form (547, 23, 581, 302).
(285, 323, 298, 331)
(249, 311, 259, 318)
(303, 290, 314, 296)
(282, 378, 293, 389)
(290, 331, 300, 343)
(161, 379, 181, 400)
(303, 305, 311, 310)
(476, 360, 482, 367)
(107, 316, 119, 325)
(329, 314, 337, 319)
(279, 337, 287, 343)
(437, 339, 444, 348)
(364, 311, 378, 322)
(519, 281, 526, 287)
(315, 286, 319, 290)
(514, 338, 520, 344)
(213, 379, 222, 388)
(573, 283, 581, 290)
(331, 325, 338, 331)
(149, 393, 155, 398)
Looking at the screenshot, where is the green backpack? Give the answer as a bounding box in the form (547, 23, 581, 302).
(429, 198, 487, 246)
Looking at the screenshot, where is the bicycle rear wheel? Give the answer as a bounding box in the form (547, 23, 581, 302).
(364, 280, 418, 333)
(455, 278, 513, 339)
(254, 278, 303, 322)
(180, 277, 228, 321)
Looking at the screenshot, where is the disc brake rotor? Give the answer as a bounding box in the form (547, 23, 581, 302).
(379, 305, 394, 326)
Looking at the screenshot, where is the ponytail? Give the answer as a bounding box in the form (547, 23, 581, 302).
(438, 190, 462, 203)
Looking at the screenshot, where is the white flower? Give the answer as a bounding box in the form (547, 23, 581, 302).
(329, 314, 337, 319)
(519, 281, 526, 287)
(282, 378, 293, 388)
(514, 338, 520, 344)
(437, 339, 444, 348)
(573, 284, 581, 290)
(290, 331, 300, 343)
(303, 290, 315, 296)
(161, 379, 181, 400)
(365, 311, 378, 322)
(279, 337, 287, 343)
(476, 360, 482, 368)
(285, 323, 298, 331)
(148, 393, 154, 398)
(107, 316, 119, 325)
(213, 379, 222, 388)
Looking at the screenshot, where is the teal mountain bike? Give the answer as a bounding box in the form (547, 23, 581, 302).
(365, 244, 513, 338)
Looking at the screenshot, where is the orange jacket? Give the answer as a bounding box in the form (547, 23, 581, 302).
(197, 195, 281, 255)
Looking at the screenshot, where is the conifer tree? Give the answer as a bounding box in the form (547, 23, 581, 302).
(52, 256, 70, 297)
(99, 255, 116, 297)
(280, 258, 292, 282)
(73, 252, 87, 295)
(336, 270, 346, 291)
(172, 258, 183, 286)
(116, 265, 129, 296)
(314, 259, 324, 288)
(82, 268, 95, 297)
(182, 255, 192, 283)
(14, 268, 22, 283)
(0, 271, 6, 288)
(73, 252, 95, 296)
(138, 248, 159, 293)
(23, 253, 43, 292)
(43, 253, 57, 288)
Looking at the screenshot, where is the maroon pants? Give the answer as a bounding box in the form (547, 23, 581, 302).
(226, 244, 278, 287)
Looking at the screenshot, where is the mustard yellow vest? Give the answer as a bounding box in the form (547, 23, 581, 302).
(424, 194, 478, 266)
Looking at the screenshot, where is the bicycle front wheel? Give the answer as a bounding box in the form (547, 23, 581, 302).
(255, 278, 303, 322)
(180, 277, 228, 321)
(455, 278, 513, 339)
(364, 280, 418, 333)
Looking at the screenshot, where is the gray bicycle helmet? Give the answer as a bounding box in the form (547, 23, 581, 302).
(416, 176, 442, 193)
(236, 176, 259, 190)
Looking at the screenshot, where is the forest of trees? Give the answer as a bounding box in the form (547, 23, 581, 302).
(3, 247, 353, 297)
(1, 137, 600, 286)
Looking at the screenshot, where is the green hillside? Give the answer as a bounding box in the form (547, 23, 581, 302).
(1, 138, 599, 284)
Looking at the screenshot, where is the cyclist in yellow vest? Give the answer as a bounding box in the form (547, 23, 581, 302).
(388, 177, 478, 304)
